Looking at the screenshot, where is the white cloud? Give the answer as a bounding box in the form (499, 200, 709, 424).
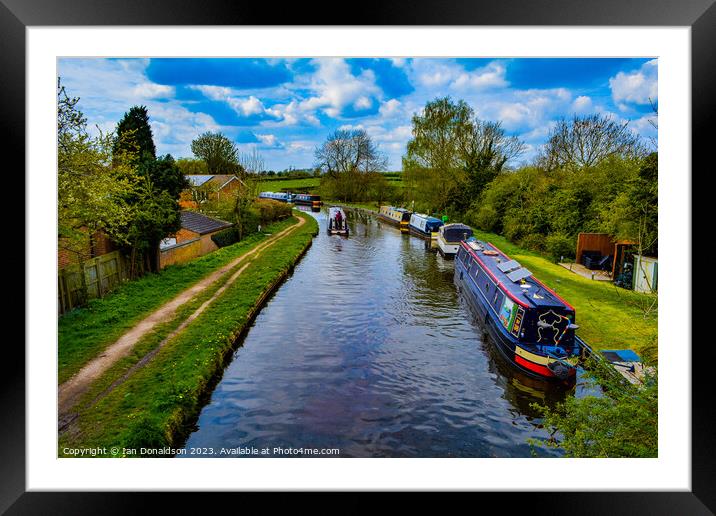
(256, 133, 283, 148)
(572, 95, 592, 113)
(609, 59, 658, 105)
(411, 59, 507, 91)
(379, 99, 402, 116)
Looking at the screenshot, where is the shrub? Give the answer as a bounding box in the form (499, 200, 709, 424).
(253, 199, 292, 225)
(211, 227, 239, 248)
(520, 233, 546, 253)
(545, 232, 575, 262)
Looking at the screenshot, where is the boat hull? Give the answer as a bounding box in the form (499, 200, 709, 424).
(436, 235, 460, 258)
(455, 256, 577, 382)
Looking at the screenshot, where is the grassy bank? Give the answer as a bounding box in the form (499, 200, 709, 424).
(471, 229, 658, 361)
(258, 177, 320, 191)
(58, 217, 298, 385)
(59, 212, 318, 455)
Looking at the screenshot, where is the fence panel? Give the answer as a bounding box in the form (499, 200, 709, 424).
(58, 251, 128, 315)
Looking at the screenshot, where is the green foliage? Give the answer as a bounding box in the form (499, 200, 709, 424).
(113, 105, 156, 164)
(468, 156, 654, 258)
(210, 226, 239, 248)
(190, 131, 244, 175)
(253, 198, 292, 225)
(545, 233, 575, 262)
(175, 157, 209, 175)
(532, 358, 658, 457)
(403, 97, 524, 214)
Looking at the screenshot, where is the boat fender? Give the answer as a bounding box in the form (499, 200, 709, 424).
(548, 362, 570, 380)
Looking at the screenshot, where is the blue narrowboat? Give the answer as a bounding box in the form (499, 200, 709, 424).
(408, 213, 444, 240)
(259, 191, 293, 203)
(455, 239, 582, 381)
(292, 193, 322, 210)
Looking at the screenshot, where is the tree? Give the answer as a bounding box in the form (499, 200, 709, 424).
(531, 357, 657, 458)
(176, 157, 209, 175)
(403, 97, 524, 215)
(315, 129, 388, 202)
(190, 131, 243, 175)
(402, 97, 473, 213)
(113, 106, 156, 164)
(57, 78, 137, 302)
(537, 114, 645, 171)
(238, 147, 265, 175)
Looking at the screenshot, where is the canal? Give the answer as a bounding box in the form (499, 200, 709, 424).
(183, 208, 580, 457)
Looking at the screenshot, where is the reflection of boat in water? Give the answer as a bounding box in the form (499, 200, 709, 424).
(455, 239, 581, 382)
(327, 206, 349, 236)
(459, 291, 573, 416)
(409, 213, 444, 240)
(437, 223, 473, 258)
(378, 205, 412, 233)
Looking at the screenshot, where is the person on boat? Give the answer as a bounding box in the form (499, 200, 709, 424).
(335, 210, 343, 230)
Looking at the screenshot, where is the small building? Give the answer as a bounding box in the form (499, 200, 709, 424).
(159, 211, 233, 269)
(179, 174, 244, 209)
(633, 255, 658, 293)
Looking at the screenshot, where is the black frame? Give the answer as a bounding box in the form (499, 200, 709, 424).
(5, 0, 712, 512)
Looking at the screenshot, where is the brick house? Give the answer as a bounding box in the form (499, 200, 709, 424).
(179, 174, 245, 209)
(159, 211, 234, 269)
(58, 230, 116, 269)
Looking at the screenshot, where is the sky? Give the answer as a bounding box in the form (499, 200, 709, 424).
(57, 57, 658, 171)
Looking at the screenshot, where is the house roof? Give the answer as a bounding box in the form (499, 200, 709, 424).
(185, 174, 243, 189)
(180, 211, 233, 235)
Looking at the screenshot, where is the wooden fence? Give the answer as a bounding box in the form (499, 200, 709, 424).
(58, 250, 128, 315)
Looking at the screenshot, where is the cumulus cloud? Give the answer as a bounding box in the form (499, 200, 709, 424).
(572, 95, 592, 113)
(411, 59, 507, 91)
(609, 59, 658, 105)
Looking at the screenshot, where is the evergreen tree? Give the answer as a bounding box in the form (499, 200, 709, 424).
(114, 105, 156, 164)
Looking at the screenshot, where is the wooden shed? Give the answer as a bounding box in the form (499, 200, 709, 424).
(575, 233, 635, 278)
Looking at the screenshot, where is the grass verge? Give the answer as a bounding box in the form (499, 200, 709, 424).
(58, 217, 298, 384)
(59, 212, 318, 456)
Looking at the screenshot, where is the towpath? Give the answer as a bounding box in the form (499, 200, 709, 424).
(58, 215, 306, 420)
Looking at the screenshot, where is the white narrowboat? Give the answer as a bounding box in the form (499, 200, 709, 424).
(437, 223, 473, 258)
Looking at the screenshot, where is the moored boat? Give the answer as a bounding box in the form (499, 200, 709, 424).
(437, 223, 473, 258)
(408, 213, 444, 240)
(292, 193, 322, 211)
(259, 191, 293, 203)
(378, 205, 412, 233)
(455, 239, 581, 382)
(327, 206, 349, 236)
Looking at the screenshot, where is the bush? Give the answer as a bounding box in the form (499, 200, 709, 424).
(520, 233, 546, 253)
(253, 199, 292, 225)
(545, 232, 575, 262)
(211, 227, 239, 248)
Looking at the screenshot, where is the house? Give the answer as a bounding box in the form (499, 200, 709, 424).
(158, 211, 234, 269)
(179, 174, 244, 209)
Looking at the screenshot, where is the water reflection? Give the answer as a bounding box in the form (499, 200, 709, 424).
(183, 207, 567, 457)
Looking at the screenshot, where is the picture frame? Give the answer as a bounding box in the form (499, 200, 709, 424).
(5, 0, 712, 510)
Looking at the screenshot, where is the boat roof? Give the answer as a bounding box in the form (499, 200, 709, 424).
(461, 239, 575, 312)
(412, 212, 442, 223)
(442, 223, 471, 230)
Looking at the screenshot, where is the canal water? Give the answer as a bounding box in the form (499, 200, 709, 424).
(183, 208, 579, 457)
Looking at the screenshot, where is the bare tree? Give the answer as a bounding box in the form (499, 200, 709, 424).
(239, 147, 266, 175)
(538, 114, 646, 171)
(315, 129, 388, 176)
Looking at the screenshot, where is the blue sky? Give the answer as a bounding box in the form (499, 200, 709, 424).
(58, 57, 657, 171)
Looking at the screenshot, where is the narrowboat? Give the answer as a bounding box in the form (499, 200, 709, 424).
(292, 193, 322, 211)
(408, 213, 444, 240)
(258, 191, 293, 203)
(327, 206, 349, 236)
(378, 205, 412, 233)
(455, 239, 582, 381)
(436, 223, 473, 258)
